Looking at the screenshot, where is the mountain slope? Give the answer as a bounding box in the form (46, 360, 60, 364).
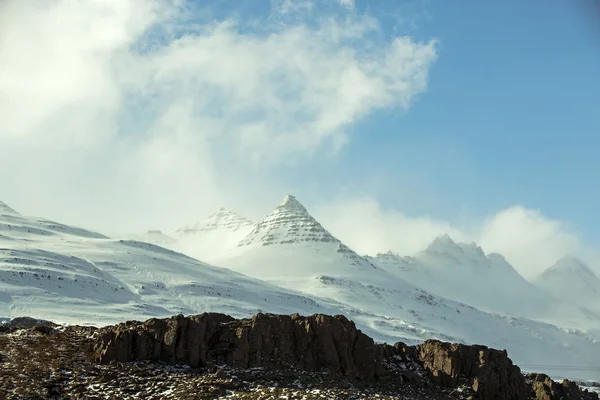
(174, 208, 255, 262)
(220, 195, 377, 281)
(215, 195, 600, 380)
(371, 235, 547, 315)
(0, 202, 337, 325)
(535, 256, 600, 311)
(370, 236, 600, 329)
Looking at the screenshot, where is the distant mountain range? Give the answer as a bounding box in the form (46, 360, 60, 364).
(2, 195, 600, 380)
(535, 256, 600, 312)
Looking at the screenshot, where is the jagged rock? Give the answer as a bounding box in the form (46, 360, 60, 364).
(528, 373, 598, 400)
(95, 312, 386, 381)
(415, 340, 529, 400)
(3, 313, 600, 399)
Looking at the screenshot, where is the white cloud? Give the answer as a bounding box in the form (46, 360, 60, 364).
(316, 197, 598, 280)
(0, 0, 437, 233)
(314, 197, 467, 257)
(477, 206, 585, 279)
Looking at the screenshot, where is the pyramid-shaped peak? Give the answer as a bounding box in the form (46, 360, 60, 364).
(425, 233, 462, 254)
(543, 256, 597, 278)
(555, 255, 587, 267)
(436, 233, 455, 244)
(0, 200, 19, 215)
(277, 194, 309, 214)
(238, 194, 338, 247)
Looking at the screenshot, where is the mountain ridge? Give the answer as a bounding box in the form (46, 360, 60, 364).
(535, 256, 600, 311)
(177, 207, 254, 234)
(370, 234, 600, 329)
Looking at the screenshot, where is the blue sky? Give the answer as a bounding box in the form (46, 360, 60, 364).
(264, 0, 600, 241)
(357, 0, 600, 230)
(1, 0, 598, 276)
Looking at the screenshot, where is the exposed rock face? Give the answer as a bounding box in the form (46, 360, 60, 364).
(94, 313, 599, 400)
(95, 313, 386, 381)
(415, 340, 529, 400)
(528, 373, 598, 400)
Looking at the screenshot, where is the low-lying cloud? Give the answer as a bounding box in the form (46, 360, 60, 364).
(315, 197, 598, 279)
(0, 0, 436, 233)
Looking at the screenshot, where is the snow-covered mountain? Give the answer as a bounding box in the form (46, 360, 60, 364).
(2, 196, 600, 380)
(218, 195, 378, 286)
(535, 256, 600, 311)
(174, 208, 255, 262)
(0, 201, 336, 325)
(369, 235, 547, 315)
(181, 207, 254, 233)
(369, 235, 600, 330)
(215, 195, 600, 379)
(122, 208, 255, 261)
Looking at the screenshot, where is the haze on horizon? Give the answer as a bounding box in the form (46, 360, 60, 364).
(1, 0, 599, 279)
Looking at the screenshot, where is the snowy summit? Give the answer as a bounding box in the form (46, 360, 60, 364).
(238, 194, 339, 247)
(177, 208, 254, 234)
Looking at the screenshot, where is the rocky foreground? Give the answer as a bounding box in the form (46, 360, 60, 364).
(0, 314, 598, 400)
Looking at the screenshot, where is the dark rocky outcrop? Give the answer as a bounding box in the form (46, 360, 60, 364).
(527, 373, 598, 400)
(95, 312, 386, 381)
(94, 313, 599, 400)
(7, 316, 57, 329)
(414, 340, 529, 400)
